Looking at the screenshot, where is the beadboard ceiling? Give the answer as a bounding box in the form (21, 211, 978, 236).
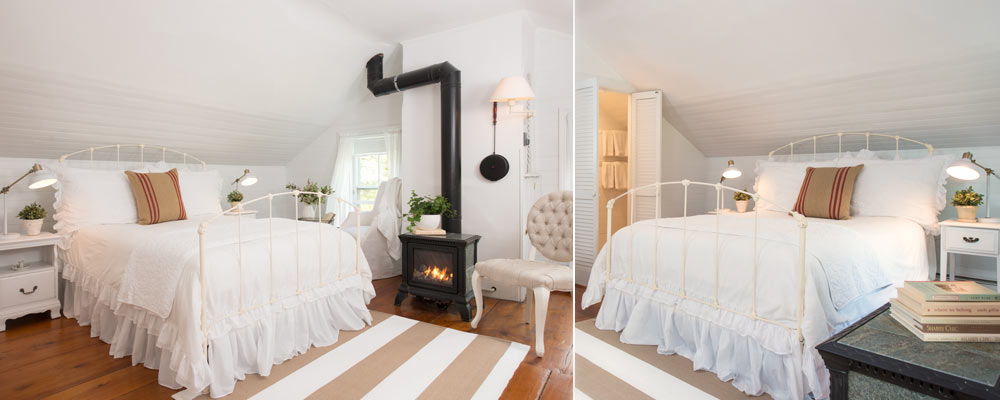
(578, 0, 1000, 156)
(0, 0, 568, 165)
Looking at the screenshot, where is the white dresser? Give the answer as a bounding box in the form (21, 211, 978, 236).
(0, 233, 61, 331)
(938, 219, 1000, 283)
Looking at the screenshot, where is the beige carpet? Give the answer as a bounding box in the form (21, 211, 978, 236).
(194, 311, 528, 399)
(575, 319, 772, 400)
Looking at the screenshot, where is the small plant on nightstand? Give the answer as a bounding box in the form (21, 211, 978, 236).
(733, 189, 752, 213)
(227, 190, 244, 208)
(952, 186, 984, 222)
(16, 202, 46, 236)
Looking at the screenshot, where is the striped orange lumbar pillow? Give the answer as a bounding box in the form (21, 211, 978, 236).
(124, 168, 187, 225)
(792, 165, 864, 220)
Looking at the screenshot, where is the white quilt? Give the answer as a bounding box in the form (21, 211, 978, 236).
(61, 216, 375, 394)
(581, 211, 929, 399)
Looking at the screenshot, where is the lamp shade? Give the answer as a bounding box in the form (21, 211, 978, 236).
(27, 170, 57, 189)
(240, 173, 258, 187)
(721, 160, 742, 179)
(947, 154, 981, 181)
(490, 76, 535, 103)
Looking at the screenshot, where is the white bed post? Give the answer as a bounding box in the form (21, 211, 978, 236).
(197, 222, 209, 359)
(653, 184, 661, 289)
(714, 184, 721, 306)
(605, 199, 614, 284)
(794, 212, 808, 350)
(681, 180, 689, 297)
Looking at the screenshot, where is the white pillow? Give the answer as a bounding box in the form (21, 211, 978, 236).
(178, 169, 223, 216)
(850, 155, 952, 233)
(52, 166, 139, 234)
(753, 159, 840, 211)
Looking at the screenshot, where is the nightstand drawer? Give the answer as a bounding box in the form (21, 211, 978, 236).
(944, 227, 999, 255)
(0, 269, 55, 308)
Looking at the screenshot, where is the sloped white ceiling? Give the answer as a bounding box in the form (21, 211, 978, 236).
(578, 0, 1000, 156)
(0, 0, 569, 165)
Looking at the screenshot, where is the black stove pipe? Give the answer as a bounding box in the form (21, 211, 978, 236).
(365, 53, 462, 233)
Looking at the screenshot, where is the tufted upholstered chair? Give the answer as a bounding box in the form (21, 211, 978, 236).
(471, 191, 572, 357)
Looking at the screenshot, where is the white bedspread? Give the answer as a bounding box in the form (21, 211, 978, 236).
(581, 211, 928, 399)
(61, 215, 375, 396)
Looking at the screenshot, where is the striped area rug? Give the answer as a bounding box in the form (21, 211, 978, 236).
(196, 311, 528, 399)
(574, 320, 772, 400)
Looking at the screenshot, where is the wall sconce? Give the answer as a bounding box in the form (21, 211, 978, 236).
(490, 75, 535, 117)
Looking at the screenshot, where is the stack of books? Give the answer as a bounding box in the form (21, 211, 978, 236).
(412, 228, 446, 236)
(889, 281, 1000, 342)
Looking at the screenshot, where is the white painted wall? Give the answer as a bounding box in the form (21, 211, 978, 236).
(285, 47, 404, 186)
(0, 157, 289, 235)
(399, 13, 527, 264)
(706, 146, 1000, 282)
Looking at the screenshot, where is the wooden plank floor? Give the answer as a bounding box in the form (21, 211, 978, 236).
(0, 276, 572, 399)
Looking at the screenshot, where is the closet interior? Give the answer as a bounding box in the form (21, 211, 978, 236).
(598, 89, 630, 248)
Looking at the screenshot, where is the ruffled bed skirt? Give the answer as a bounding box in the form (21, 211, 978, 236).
(63, 268, 375, 398)
(594, 281, 828, 400)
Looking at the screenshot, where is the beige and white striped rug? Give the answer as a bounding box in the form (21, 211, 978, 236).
(195, 311, 528, 399)
(574, 320, 771, 400)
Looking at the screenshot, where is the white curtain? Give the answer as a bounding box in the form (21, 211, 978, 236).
(327, 126, 401, 225)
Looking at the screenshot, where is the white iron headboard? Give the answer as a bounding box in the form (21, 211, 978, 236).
(767, 132, 934, 160)
(58, 144, 207, 170)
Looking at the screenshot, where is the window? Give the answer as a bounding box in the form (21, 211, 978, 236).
(353, 151, 390, 211)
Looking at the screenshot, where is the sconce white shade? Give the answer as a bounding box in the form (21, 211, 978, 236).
(27, 171, 57, 189)
(490, 76, 535, 104)
(240, 173, 258, 187)
(721, 160, 742, 179)
(947, 159, 981, 181)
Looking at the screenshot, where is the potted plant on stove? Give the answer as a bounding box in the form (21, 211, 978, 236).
(286, 180, 333, 219)
(733, 189, 752, 213)
(952, 186, 983, 222)
(405, 190, 457, 232)
(227, 189, 244, 209)
(17, 202, 46, 236)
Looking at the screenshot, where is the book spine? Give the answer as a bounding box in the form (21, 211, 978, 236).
(917, 323, 1000, 334)
(929, 294, 1000, 302)
(898, 290, 1000, 316)
(893, 301, 1000, 325)
(891, 313, 1000, 342)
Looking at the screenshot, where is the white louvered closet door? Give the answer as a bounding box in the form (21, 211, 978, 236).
(630, 90, 662, 221)
(575, 79, 599, 274)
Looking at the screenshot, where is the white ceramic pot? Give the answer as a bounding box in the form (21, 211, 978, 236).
(23, 219, 42, 236)
(300, 203, 317, 219)
(735, 200, 749, 213)
(956, 205, 978, 222)
(415, 214, 441, 230)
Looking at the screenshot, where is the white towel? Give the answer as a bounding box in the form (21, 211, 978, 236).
(613, 162, 628, 189)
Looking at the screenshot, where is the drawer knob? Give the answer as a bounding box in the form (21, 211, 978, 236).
(19, 285, 38, 295)
(963, 236, 980, 243)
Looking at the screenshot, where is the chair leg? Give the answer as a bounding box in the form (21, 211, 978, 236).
(532, 287, 550, 357)
(524, 287, 533, 324)
(471, 270, 484, 329)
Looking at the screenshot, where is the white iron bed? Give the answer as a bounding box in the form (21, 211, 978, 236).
(580, 133, 944, 400)
(55, 145, 373, 398)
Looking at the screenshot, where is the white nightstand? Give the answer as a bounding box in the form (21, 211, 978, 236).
(0, 232, 61, 331)
(938, 219, 1000, 283)
(224, 210, 258, 219)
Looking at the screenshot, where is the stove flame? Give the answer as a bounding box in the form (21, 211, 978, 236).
(418, 265, 453, 282)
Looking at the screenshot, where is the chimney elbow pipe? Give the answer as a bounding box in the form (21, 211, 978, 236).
(364, 53, 462, 233)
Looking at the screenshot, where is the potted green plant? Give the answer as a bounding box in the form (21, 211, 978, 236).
(227, 190, 244, 209)
(404, 190, 457, 231)
(733, 189, 752, 213)
(952, 186, 984, 222)
(17, 202, 46, 236)
(286, 180, 333, 219)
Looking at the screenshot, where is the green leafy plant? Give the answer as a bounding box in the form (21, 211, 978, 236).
(404, 190, 457, 231)
(286, 179, 333, 206)
(17, 202, 46, 220)
(733, 189, 752, 201)
(952, 186, 984, 207)
(227, 190, 244, 203)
